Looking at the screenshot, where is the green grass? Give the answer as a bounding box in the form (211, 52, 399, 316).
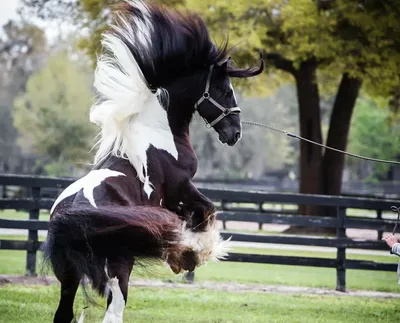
(0, 284, 399, 323)
(0, 210, 50, 221)
(1, 205, 396, 222)
(0, 235, 46, 241)
(0, 209, 399, 321)
(1, 209, 399, 294)
(1, 245, 398, 292)
(0, 251, 28, 275)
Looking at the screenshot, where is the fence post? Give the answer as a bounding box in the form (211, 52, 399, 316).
(26, 186, 41, 277)
(1, 185, 6, 198)
(258, 203, 263, 230)
(376, 209, 383, 240)
(336, 206, 346, 292)
(221, 200, 227, 230)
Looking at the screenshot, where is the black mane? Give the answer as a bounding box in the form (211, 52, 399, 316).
(108, 0, 228, 89)
(106, 0, 263, 90)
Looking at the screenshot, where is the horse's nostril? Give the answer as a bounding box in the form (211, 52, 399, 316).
(235, 131, 241, 141)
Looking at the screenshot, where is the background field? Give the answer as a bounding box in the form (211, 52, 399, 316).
(1, 209, 400, 322)
(1, 284, 400, 323)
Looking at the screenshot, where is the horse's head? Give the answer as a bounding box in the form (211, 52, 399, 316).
(92, 0, 264, 153)
(164, 53, 264, 146)
(192, 56, 264, 146)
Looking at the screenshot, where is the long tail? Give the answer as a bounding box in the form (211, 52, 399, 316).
(41, 204, 183, 296)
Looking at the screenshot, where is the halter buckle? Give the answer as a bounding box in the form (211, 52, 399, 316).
(203, 92, 210, 99)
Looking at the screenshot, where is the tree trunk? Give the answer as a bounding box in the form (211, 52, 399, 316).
(285, 70, 362, 236)
(296, 59, 323, 215)
(321, 73, 362, 217)
(283, 59, 325, 234)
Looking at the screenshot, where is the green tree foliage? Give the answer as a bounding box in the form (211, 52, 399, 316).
(19, 0, 400, 105)
(23, 0, 400, 97)
(13, 51, 95, 176)
(347, 98, 400, 182)
(19, 1, 400, 216)
(0, 21, 47, 173)
(20, 0, 184, 64)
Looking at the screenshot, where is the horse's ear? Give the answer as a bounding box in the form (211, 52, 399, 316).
(221, 56, 232, 71)
(221, 57, 231, 71)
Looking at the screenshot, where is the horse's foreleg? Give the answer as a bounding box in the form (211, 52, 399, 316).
(179, 180, 216, 231)
(102, 256, 134, 323)
(172, 180, 230, 270)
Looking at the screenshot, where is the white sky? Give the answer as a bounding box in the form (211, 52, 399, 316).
(0, 0, 75, 41)
(0, 0, 19, 27)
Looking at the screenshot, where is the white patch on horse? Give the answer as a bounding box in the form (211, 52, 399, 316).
(229, 81, 238, 104)
(229, 81, 242, 141)
(143, 176, 154, 199)
(77, 308, 86, 323)
(50, 169, 126, 214)
(101, 277, 125, 323)
(90, 0, 178, 199)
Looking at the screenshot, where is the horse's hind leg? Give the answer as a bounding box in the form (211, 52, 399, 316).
(54, 267, 81, 323)
(102, 256, 134, 323)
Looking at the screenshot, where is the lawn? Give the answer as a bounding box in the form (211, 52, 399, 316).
(0, 210, 50, 222)
(0, 239, 398, 292)
(1, 205, 397, 222)
(1, 214, 400, 322)
(0, 284, 398, 323)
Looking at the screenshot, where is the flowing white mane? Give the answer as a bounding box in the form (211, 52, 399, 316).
(89, 0, 178, 197)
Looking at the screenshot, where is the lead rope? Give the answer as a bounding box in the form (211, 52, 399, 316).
(242, 120, 400, 165)
(241, 120, 400, 233)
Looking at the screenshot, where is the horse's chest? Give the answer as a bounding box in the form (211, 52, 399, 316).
(149, 144, 197, 177)
(173, 145, 197, 177)
(176, 148, 198, 182)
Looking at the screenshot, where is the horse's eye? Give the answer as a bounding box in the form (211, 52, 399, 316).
(224, 89, 233, 97)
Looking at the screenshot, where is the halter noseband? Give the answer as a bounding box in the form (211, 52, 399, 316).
(194, 65, 241, 129)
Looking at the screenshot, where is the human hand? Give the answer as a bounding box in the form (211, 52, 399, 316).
(382, 234, 398, 248)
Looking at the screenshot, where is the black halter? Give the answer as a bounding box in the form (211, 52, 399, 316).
(194, 65, 241, 129)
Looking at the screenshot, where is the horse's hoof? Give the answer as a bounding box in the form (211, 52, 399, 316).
(181, 250, 199, 272)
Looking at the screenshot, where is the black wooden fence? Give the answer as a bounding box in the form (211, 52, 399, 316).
(0, 174, 399, 292)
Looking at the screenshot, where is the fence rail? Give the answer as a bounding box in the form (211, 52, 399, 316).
(194, 178, 400, 198)
(0, 174, 399, 292)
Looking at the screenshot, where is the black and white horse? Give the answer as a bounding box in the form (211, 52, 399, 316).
(42, 1, 263, 322)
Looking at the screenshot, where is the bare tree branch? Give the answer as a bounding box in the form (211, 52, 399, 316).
(264, 52, 297, 75)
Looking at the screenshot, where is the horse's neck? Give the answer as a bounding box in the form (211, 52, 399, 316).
(94, 95, 197, 191)
(108, 97, 179, 187)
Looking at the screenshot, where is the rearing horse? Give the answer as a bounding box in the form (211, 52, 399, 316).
(42, 1, 263, 322)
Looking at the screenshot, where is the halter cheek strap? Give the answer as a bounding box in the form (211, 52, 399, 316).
(194, 65, 241, 129)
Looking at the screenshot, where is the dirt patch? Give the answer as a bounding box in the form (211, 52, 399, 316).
(1, 275, 399, 299)
(0, 275, 53, 287)
(131, 279, 400, 299)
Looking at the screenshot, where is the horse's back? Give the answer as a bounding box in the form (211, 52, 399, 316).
(51, 158, 162, 217)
